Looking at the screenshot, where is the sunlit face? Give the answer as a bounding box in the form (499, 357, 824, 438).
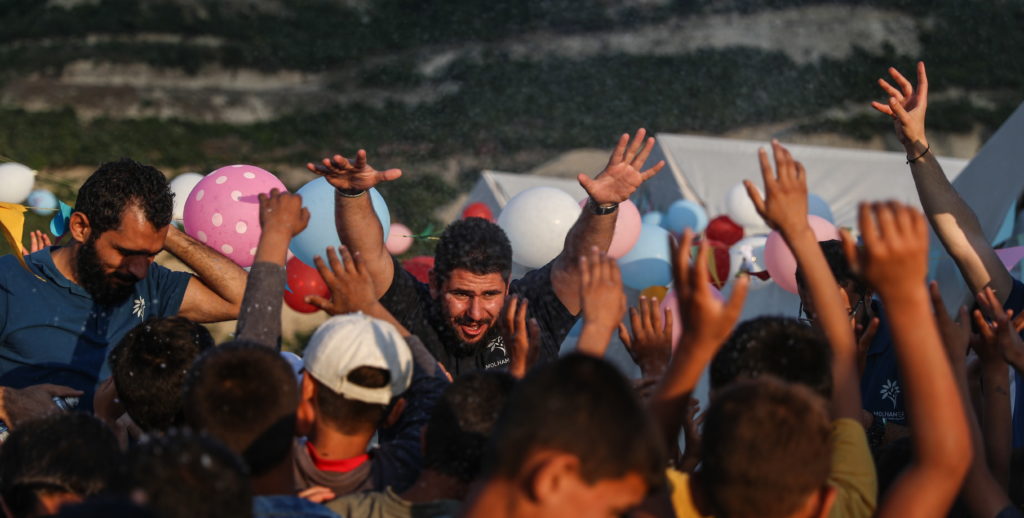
(556, 471, 649, 518)
(436, 268, 509, 345)
(76, 205, 167, 305)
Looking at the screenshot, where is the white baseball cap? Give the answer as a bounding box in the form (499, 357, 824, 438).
(302, 312, 413, 405)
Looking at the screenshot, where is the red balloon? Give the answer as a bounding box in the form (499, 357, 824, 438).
(705, 215, 744, 247)
(402, 255, 435, 284)
(462, 202, 494, 222)
(284, 257, 329, 313)
(706, 239, 732, 289)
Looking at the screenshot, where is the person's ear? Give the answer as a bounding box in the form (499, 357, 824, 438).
(384, 397, 407, 429)
(295, 373, 316, 437)
(524, 452, 581, 506)
(68, 212, 91, 244)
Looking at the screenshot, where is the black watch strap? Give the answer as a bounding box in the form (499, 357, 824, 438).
(590, 199, 619, 216)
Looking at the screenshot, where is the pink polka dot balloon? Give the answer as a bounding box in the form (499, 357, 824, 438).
(182, 165, 286, 268)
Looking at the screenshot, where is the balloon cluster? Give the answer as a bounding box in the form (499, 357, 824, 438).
(635, 181, 840, 296)
(181, 165, 398, 314)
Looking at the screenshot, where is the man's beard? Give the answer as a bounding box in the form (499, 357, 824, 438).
(75, 238, 140, 306)
(434, 305, 501, 357)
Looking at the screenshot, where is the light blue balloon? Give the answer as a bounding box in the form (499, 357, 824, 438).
(619, 223, 673, 290)
(665, 200, 708, 234)
(807, 194, 834, 223)
(27, 189, 58, 216)
(641, 211, 664, 226)
(289, 178, 391, 268)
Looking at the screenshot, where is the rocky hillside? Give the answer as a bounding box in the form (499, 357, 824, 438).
(1, 0, 1022, 234)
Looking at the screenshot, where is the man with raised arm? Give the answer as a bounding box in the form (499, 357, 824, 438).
(306, 130, 664, 375)
(871, 61, 1024, 445)
(0, 159, 247, 425)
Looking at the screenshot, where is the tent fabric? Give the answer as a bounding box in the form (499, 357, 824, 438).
(634, 133, 979, 323)
(636, 133, 970, 231)
(935, 102, 1024, 312)
(464, 170, 588, 217)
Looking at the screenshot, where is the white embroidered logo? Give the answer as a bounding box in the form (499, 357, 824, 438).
(132, 297, 146, 319)
(880, 379, 900, 409)
(488, 336, 507, 356)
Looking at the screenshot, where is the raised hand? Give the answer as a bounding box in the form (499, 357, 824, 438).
(974, 287, 1024, 371)
(744, 140, 809, 233)
(576, 247, 627, 357)
(649, 230, 748, 454)
(502, 295, 541, 379)
(306, 149, 402, 192)
(306, 246, 378, 316)
(618, 296, 673, 377)
(258, 189, 310, 238)
(22, 230, 52, 255)
(870, 62, 929, 150)
(673, 230, 749, 352)
(578, 129, 665, 206)
(842, 202, 929, 294)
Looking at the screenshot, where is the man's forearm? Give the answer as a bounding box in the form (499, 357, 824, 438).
(907, 142, 1012, 300)
(334, 191, 394, 297)
(551, 206, 617, 314)
(165, 227, 247, 309)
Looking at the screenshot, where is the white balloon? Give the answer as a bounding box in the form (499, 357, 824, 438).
(728, 235, 771, 290)
(169, 172, 204, 222)
(725, 182, 765, 229)
(808, 193, 835, 223)
(0, 163, 36, 204)
(497, 187, 581, 269)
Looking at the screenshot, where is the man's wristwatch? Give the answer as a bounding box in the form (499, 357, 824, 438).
(590, 199, 619, 216)
(335, 187, 367, 198)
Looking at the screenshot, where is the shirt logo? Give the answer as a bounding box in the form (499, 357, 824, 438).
(880, 379, 901, 409)
(132, 297, 146, 318)
(488, 336, 507, 356)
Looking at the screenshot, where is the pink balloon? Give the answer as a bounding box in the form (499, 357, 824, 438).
(183, 165, 286, 268)
(386, 223, 414, 255)
(659, 286, 722, 351)
(577, 198, 642, 259)
(763, 215, 841, 294)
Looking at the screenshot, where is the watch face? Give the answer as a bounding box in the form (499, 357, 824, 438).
(593, 202, 619, 215)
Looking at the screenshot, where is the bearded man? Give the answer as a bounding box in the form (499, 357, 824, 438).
(0, 159, 247, 426)
(306, 130, 663, 375)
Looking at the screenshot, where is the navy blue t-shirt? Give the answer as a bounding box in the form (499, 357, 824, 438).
(864, 279, 1024, 432)
(0, 248, 191, 410)
(860, 299, 907, 425)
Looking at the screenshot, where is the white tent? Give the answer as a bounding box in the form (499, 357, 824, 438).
(464, 170, 588, 216)
(635, 133, 972, 322)
(637, 133, 970, 231)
